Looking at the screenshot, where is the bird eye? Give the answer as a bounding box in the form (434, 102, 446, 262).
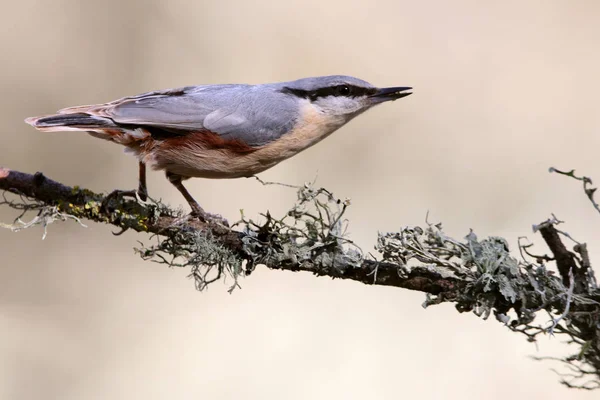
(336, 85, 351, 96)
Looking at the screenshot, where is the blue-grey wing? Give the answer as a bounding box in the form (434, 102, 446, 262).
(83, 85, 298, 147)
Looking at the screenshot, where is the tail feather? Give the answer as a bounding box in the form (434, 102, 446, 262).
(25, 113, 115, 132)
(25, 111, 150, 145)
(58, 103, 110, 115)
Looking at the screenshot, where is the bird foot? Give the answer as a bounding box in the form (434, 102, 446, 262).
(189, 206, 229, 227)
(101, 189, 147, 213)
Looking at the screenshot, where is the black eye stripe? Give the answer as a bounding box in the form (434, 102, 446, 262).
(281, 85, 376, 100)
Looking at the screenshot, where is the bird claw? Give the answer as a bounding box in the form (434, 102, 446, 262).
(211, 214, 230, 227)
(111, 226, 129, 236)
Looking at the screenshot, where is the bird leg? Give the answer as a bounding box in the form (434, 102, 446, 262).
(165, 171, 207, 219)
(137, 161, 148, 201)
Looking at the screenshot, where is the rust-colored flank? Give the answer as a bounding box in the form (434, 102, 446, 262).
(160, 130, 259, 154)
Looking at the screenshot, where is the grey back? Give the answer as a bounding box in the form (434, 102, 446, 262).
(109, 84, 300, 147)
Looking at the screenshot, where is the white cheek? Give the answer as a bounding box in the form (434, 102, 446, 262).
(315, 96, 362, 115)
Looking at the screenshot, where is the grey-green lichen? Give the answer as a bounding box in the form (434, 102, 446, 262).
(0, 203, 87, 240)
(376, 218, 599, 389)
(238, 184, 363, 274)
(136, 229, 243, 292)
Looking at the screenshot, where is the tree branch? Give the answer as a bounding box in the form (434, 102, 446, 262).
(0, 167, 461, 295)
(1, 166, 599, 389)
(534, 217, 580, 289)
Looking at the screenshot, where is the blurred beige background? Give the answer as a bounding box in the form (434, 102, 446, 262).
(1, 1, 599, 399)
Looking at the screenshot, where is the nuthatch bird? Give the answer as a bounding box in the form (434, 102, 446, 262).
(25, 75, 412, 219)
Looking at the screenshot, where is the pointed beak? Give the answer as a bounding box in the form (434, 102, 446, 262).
(369, 86, 413, 103)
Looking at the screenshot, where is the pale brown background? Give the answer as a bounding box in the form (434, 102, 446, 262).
(1, 1, 599, 399)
